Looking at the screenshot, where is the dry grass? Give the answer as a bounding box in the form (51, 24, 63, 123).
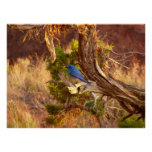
(63, 109, 100, 128)
(110, 59, 145, 88)
(7, 99, 40, 128)
(46, 108, 100, 128)
(7, 56, 52, 128)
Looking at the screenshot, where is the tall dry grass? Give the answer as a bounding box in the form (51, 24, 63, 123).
(7, 99, 40, 128)
(7, 56, 52, 128)
(110, 59, 145, 88)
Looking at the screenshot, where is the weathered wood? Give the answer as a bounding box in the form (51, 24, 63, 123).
(77, 25, 145, 119)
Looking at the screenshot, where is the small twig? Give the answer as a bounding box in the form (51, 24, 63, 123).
(104, 48, 145, 56)
(46, 80, 65, 85)
(108, 57, 130, 69)
(108, 106, 122, 111)
(58, 72, 74, 87)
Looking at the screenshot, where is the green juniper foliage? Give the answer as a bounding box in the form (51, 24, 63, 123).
(45, 104, 64, 125)
(45, 104, 62, 115)
(84, 99, 103, 116)
(45, 114, 64, 125)
(46, 46, 69, 81)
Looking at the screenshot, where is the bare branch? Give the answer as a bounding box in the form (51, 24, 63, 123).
(104, 48, 145, 56)
(108, 57, 130, 69)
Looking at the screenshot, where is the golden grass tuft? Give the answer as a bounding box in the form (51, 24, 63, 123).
(111, 59, 145, 88)
(7, 56, 51, 128)
(7, 99, 40, 128)
(63, 108, 100, 128)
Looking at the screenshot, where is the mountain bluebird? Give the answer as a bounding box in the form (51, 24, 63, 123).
(66, 65, 91, 85)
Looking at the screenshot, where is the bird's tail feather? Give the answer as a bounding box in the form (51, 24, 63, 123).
(82, 80, 91, 85)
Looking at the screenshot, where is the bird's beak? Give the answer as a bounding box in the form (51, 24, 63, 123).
(65, 66, 68, 68)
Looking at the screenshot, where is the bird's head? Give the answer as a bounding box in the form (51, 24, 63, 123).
(66, 65, 76, 70)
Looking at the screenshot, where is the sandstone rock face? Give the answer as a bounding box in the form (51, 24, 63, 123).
(7, 25, 145, 64)
(7, 27, 50, 64)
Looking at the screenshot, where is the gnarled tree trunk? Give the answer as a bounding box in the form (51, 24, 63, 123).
(78, 25, 145, 120)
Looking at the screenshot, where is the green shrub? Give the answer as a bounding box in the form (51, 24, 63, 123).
(45, 104, 64, 126)
(45, 115, 63, 125)
(118, 115, 145, 128)
(45, 104, 62, 115)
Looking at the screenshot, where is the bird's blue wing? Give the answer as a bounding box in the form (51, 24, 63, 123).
(70, 72, 91, 85)
(67, 65, 91, 85)
(68, 68, 85, 81)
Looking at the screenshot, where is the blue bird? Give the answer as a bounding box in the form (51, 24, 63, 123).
(66, 65, 91, 85)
